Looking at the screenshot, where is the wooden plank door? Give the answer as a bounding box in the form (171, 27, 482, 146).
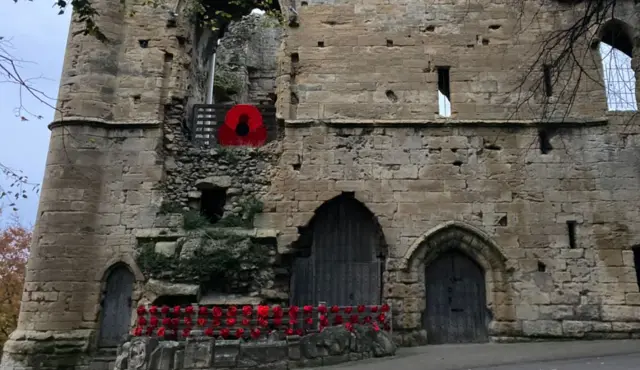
(98, 265, 135, 348)
(424, 250, 488, 344)
(290, 195, 384, 306)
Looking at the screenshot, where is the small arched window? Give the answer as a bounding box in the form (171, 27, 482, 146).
(598, 20, 637, 111)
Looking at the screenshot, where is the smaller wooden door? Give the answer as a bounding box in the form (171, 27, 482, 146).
(424, 250, 489, 344)
(98, 265, 135, 348)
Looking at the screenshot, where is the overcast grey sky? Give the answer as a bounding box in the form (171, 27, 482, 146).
(0, 3, 70, 226)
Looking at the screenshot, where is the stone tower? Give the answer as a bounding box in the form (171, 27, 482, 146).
(0, 0, 182, 368)
(4, 0, 640, 369)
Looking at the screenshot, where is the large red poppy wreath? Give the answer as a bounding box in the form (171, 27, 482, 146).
(217, 104, 267, 147)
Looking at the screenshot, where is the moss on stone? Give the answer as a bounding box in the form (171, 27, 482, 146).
(136, 229, 271, 292)
(213, 70, 243, 102)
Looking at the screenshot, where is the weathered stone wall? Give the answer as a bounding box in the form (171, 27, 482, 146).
(113, 325, 396, 370)
(260, 0, 640, 346)
(276, 0, 639, 121)
(214, 14, 283, 104)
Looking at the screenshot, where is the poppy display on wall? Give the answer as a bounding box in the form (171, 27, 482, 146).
(217, 104, 267, 147)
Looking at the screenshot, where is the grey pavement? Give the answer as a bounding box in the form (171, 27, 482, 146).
(320, 340, 640, 370)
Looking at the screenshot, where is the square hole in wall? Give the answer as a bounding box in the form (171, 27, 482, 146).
(200, 188, 227, 223)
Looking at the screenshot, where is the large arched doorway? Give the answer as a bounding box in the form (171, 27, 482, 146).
(97, 264, 135, 348)
(290, 193, 386, 306)
(424, 250, 489, 344)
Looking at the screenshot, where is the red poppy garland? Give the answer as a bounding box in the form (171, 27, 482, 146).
(217, 104, 267, 147)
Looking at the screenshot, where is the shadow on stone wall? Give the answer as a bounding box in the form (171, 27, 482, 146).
(114, 325, 396, 369)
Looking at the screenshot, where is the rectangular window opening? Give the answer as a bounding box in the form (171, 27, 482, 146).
(543, 64, 553, 97)
(437, 66, 451, 117)
(632, 246, 640, 291)
(566, 220, 577, 249)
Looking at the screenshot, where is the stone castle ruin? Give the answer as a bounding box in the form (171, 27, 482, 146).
(3, 0, 640, 369)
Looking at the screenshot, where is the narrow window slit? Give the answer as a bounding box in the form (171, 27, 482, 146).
(538, 130, 553, 154)
(437, 66, 451, 117)
(567, 221, 577, 249)
(632, 246, 640, 291)
(543, 64, 553, 97)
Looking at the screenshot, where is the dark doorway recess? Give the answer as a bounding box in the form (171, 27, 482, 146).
(424, 250, 489, 344)
(98, 265, 135, 348)
(290, 193, 386, 306)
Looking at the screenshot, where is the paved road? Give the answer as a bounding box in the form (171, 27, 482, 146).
(320, 340, 640, 370)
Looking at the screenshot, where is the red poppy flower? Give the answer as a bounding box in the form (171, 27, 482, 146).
(185, 306, 194, 315)
(145, 326, 153, 336)
(305, 317, 314, 325)
(162, 318, 171, 326)
(318, 305, 328, 314)
(218, 104, 267, 147)
(136, 306, 146, 315)
(226, 318, 237, 326)
(357, 305, 365, 313)
(199, 306, 208, 315)
(170, 318, 179, 327)
(330, 305, 339, 313)
(303, 305, 313, 314)
(349, 315, 359, 324)
(377, 314, 386, 323)
(220, 328, 230, 338)
(227, 306, 238, 317)
(273, 305, 283, 317)
(344, 306, 353, 314)
(371, 305, 379, 313)
(257, 305, 270, 318)
(197, 317, 207, 326)
(320, 317, 329, 327)
(274, 317, 282, 326)
(161, 306, 169, 314)
(133, 327, 143, 336)
(150, 317, 159, 327)
(286, 328, 294, 335)
(259, 318, 269, 328)
(157, 327, 166, 337)
(149, 306, 158, 315)
(289, 306, 299, 316)
(295, 328, 304, 336)
(204, 327, 214, 337)
(334, 315, 343, 325)
(251, 328, 261, 339)
(138, 317, 147, 326)
(289, 318, 298, 325)
(372, 323, 380, 332)
(213, 307, 223, 318)
(242, 318, 250, 326)
(235, 328, 245, 338)
(381, 304, 390, 312)
(182, 328, 191, 338)
(213, 319, 221, 327)
(242, 305, 253, 317)
(173, 306, 181, 315)
(364, 316, 372, 324)
(345, 322, 353, 332)
(184, 317, 193, 326)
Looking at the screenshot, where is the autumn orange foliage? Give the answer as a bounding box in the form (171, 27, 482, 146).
(0, 213, 31, 347)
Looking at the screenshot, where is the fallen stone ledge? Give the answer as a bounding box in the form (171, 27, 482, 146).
(113, 325, 396, 370)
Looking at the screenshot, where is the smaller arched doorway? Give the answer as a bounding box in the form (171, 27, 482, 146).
(424, 250, 489, 344)
(97, 264, 135, 348)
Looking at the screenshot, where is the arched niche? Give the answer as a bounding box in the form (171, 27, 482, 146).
(289, 192, 388, 306)
(402, 221, 512, 343)
(97, 263, 136, 348)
